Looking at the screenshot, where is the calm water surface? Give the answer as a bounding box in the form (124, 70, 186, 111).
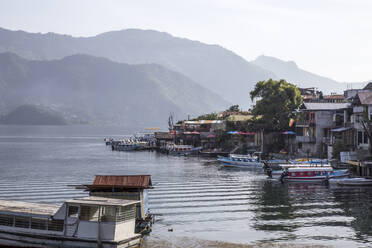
(0, 125, 372, 248)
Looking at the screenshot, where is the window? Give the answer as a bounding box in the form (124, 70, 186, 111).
(31, 218, 47, 230)
(48, 219, 64, 232)
(15, 216, 30, 228)
(68, 206, 79, 218)
(358, 131, 363, 145)
(0, 214, 13, 226)
(116, 205, 136, 223)
(80, 205, 99, 221)
(101, 206, 116, 222)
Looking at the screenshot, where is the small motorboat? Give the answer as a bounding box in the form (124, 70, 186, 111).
(269, 167, 349, 183)
(330, 177, 372, 186)
(217, 154, 263, 169)
(167, 145, 202, 156)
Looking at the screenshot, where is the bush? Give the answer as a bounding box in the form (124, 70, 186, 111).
(332, 139, 346, 160)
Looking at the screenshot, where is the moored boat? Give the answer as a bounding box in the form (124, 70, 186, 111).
(0, 196, 142, 248)
(330, 177, 372, 186)
(217, 154, 263, 169)
(269, 167, 349, 183)
(167, 145, 202, 156)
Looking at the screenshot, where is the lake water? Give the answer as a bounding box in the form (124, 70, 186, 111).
(0, 125, 372, 248)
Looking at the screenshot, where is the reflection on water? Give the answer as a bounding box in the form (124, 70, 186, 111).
(0, 125, 372, 247)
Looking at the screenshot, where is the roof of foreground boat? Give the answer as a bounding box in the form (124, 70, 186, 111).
(0, 200, 60, 216)
(66, 196, 139, 207)
(90, 175, 152, 189)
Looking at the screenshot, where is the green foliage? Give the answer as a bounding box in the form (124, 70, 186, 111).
(228, 105, 240, 112)
(191, 112, 221, 121)
(250, 79, 302, 131)
(332, 139, 346, 160)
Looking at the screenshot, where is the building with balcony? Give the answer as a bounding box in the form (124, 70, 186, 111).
(296, 102, 350, 157)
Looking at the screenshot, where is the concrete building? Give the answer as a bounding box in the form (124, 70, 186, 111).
(296, 102, 350, 157)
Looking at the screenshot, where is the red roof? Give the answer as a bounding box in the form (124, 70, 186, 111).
(91, 175, 152, 189)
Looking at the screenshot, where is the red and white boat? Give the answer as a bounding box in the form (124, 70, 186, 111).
(269, 167, 349, 183)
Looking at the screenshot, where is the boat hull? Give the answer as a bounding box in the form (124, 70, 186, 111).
(332, 178, 372, 186)
(0, 229, 141, 248)
(218, 158, 263, 167)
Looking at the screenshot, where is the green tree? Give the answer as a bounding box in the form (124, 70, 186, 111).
(332, 139, 346, 160)
(228, 105, 240, 112)
(250, 79, 302, 131)
(192, 112, 220, 121)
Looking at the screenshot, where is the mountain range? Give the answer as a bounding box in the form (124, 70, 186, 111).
(0, 52, 228, 127)
(0, 27, 368, 126)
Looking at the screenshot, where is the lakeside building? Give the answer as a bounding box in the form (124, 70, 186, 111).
(295, 82, 372, 160)
(296, 102, 350, 157)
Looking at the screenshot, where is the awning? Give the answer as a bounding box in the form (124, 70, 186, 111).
(282, 131, 296, 135)
(331, 127, 352, 133)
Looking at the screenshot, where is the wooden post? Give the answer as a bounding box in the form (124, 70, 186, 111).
(97, 206, 102, 248)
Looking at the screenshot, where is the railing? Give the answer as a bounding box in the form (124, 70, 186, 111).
(296, 136, 316, 143)
(296, 120, 315, 126)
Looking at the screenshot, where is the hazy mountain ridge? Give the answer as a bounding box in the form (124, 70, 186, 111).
(0, 27, 367, 110)
(0, 52, 228, 127)
(0, 104, 68, 125)
(251, 55, 366, 93)
(0, 27, 275, 107)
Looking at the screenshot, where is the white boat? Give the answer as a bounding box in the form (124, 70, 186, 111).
(112, 141, 147, 151)
(269, 167, 349, 182)
(0, 196, 141, 248)
(330, 177, 372, 186)
(218, 154, 263, 168)
(167, 145, 202, 156)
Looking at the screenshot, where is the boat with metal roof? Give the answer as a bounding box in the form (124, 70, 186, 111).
(0, 196, 141, 247)
(217, 154, 263, 169)
(78, 175, 154, 234)
(269, 167, 349, 183)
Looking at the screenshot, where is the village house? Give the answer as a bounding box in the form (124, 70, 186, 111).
(296, 102, 350, 158)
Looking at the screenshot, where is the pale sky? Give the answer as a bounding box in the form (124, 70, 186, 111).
(0, 0, 371, 82)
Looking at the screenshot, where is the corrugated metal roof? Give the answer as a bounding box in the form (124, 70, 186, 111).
(66, 196, 139, 206)
(303, 102, 350, 110)
(331, 127, 352, 132)
(358, 91, 372, 105)
(92, 175, 152, 189)
(0, 200, 59, 216)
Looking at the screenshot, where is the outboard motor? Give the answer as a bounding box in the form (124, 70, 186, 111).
(280, 170, 289, 183)
(267, 168, 273, 179)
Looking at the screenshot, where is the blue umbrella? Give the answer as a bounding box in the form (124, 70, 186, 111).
(227, 131, 238, 134)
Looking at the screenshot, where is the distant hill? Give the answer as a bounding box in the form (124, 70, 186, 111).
(0, 52, 228, 127)
(251, 55, 365, 93)
(0, 105, 67, 125)
(0, 27, 275, 107)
